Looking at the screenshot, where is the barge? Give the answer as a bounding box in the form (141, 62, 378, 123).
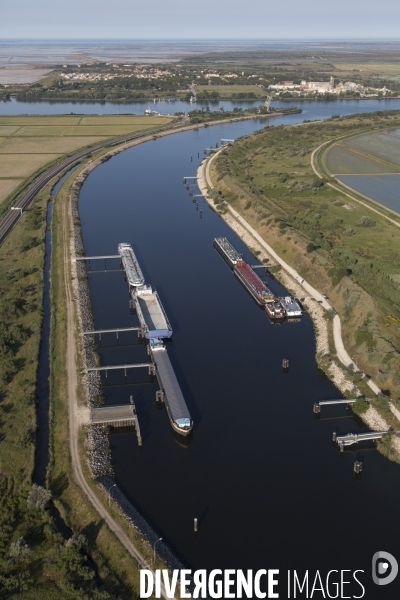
(118, 243, 145, 288)
(213, 237, 242, 267)
(234, 262, 274, 306)
(279, 296, 302, 318)
(265, 300, 286, 320)
(149, 339, 193, 436)
(133, 285, 172, 339)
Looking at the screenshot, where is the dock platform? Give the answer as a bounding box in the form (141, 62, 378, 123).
(90, 404, 135, 427)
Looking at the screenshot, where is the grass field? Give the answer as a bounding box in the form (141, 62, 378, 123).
(0, 178, 24, 203)
(0, 114, 173, 208)
(0, 135, 106, 153)
(195, 84, 266, 97)
(0, 153, 62, 177)
(333, 62, 400, 77)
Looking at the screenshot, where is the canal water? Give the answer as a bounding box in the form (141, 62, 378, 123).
(76, 108, 400, 597)
(3, 96, 400, 119)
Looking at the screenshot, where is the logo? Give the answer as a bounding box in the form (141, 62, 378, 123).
(372, 551, 398, 586)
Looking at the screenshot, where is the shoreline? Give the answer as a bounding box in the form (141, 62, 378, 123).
(196, 147, 400, 459)
(67, 154, 185, 573)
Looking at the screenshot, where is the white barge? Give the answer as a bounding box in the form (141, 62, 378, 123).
(133, 285, 172, 339)
(118, 243, 145, 288)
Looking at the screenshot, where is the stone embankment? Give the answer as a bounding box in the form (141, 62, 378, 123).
(68, 165, 184, 571)
(197, 152, 400, 461)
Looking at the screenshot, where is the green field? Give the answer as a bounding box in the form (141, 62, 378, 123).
(0, 114, 173, 208)
(195, 84, 266, 97)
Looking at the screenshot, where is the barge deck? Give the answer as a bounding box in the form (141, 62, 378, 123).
(150, 340, 192, 436)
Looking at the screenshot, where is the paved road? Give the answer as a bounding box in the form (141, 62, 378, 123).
(0, 117, 185, 246)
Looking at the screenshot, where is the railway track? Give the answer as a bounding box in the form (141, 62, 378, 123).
(0, 117, 184, 246)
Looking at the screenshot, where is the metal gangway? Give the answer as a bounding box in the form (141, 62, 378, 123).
(313, 397, 375, 414)
(334, 430, 391, 452)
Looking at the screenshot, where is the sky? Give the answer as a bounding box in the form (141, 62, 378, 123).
(1, 0, 400, 39)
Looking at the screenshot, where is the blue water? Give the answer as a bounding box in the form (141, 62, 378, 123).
(338, 174, 400, 214)
(77, 115, 400, 598)
(2, 96, 400, 118)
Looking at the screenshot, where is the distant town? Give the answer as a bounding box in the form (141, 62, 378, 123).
(268, 76, 391, 97)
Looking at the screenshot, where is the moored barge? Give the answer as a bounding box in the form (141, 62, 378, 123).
(133, 285, 173, 339)
(118, 243, 145, 288)
(213, 237, 242, 267)
(234, 262, 274, 306)
(279, 296, 302, 317)
(149, 339, 193, 436)
(265, 300, 286, 320)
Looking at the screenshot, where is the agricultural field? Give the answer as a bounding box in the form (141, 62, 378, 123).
(324, 144, 400, 174)
(337, 174, 400, 214)
(324, 128, 400, 213)
(0, 114, 173, 207)
(343, 131, 400, 166)
(0, 178, 23, 204)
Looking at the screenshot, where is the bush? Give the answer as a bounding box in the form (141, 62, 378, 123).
(306, 242, 316, 253)
(352, 399, 369, 415)
(357, 215, 376, 227)
(244, 200, 251, 210)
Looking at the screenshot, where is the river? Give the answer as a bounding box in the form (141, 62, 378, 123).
(75, 102, 400, 598)
(3, 96, 400, 119)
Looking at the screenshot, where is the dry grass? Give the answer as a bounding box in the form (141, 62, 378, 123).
(16, 124, 157, 137)
(0, 116, 82, 126)
(0, 136, 106, 154)
(0, 126, 21, 136)
(0, 178, 24, 203)
(79, 115, 172, 126)
(334, 62, 400, 77)
(0, 153, 62, 178)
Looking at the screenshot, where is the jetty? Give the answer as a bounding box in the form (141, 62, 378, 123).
(77, 242, 192, 437)
(334, 430, 391, 452)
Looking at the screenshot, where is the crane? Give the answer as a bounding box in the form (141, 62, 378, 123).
(265, 95, 273, 112)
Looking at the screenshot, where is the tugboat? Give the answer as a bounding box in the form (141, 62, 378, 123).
(265, 300, 286, 320)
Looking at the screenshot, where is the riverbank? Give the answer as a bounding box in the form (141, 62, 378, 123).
(197, 146, 400, 463)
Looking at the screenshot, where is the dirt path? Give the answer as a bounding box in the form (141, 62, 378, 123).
(61, 194, 173, 599)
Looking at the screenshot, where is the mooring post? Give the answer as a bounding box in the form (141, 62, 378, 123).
(194, 518, 198, 532)
(354, 460, 362, 474)
(313, 403, 321, 414)
(339, 441, 344, 453)
(191, 155, 193, 162)
(200, 211, 202, 219)
(332, 431, 337, 442)
(116, 330, 119, 341)
(99, 332, 102, 342)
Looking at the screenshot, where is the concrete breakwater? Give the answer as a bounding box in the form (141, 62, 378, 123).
(68, 164, 185, 571)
